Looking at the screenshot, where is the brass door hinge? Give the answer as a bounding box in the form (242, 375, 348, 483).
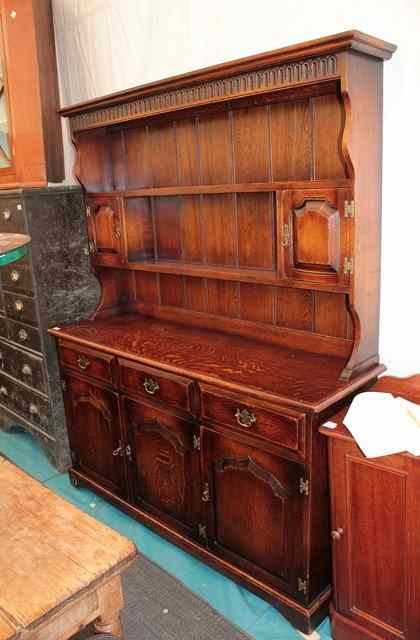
(344, 256, 354, 275)
(298, 577, 308, 595)
(198, 523, 207, 539)
(344, 200, 355, 218)
(299, 477, 309, 496)
(281, 223, 290, 248)
(88, 240, 95, 254)
(202, 482, 210, 502)
(86, 206, 91, 217)
(193, 435, 201, 451)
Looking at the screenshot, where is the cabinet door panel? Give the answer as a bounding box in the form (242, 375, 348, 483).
(279, 188, 352, 287)
(87, 196, 123, 265)
(124, 397, 201, 536)
(63, 374, 125, 496)
(330, 439, 414, 639)
(202, 427, 306, 599)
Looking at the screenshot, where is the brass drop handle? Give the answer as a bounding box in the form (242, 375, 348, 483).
(143, 377, 159, 395)
(235, 408, 257, 429)
(14, 300, 24, 312)
(22, 364, 32, 376)
(113, 441, 123, 456)
(18, 328, 28, 342)
(10, 270, 20, 282)
(331, 528, 344, 541)
(77, 355, 90, 370)
(2, 209, 11, 220)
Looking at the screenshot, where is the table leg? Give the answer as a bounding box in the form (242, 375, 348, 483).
(93, 574, 124, 638)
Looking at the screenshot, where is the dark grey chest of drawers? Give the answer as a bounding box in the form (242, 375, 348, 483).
(0, 186, 99, 470)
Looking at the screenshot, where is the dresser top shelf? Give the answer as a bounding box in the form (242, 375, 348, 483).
(50, 314, 384, 412)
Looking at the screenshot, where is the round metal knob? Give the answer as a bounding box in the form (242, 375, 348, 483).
(14, 299, 24, 312)
(143, 377, 160, 395)
(18, 328, 28, 342)
(10, 270, 20, 282)
(331, 528, 344, 541)
(0, 385, 8, 396)
(235, 408, 257, 429)
(22, 364, 32, 376)
(29, 403, 39, 416)
(2, 209, 11, 220)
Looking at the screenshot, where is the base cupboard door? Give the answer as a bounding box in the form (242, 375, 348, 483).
(123, 397, 201, 537)
(201, 426, 307, 600)
(63, 373, 126, 497)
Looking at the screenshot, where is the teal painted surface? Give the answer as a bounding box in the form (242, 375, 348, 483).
(0, 428, 332, 639)
(0, 243, 28, 265)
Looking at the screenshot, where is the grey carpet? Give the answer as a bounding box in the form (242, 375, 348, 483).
(75, 553, 253, 640)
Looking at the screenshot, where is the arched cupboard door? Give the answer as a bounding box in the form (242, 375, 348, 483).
(201, 426, 308, 602)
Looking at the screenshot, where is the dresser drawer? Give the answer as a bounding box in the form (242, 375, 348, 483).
(119, 358, 195, 414)
(3, 291, 38, 325)
(0, 373, 50, 433)
(0, 315, 6, 338)
(59, 342, 115, 384)
(6, 318, 41, 352)
(0, 255, 34, 295)
(200, 385, 305, 455)
(0, 198, 26, 234)
(13, 346, 47, 394)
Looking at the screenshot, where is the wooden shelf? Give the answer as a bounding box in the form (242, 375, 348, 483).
(87, 178, 353, 200)
(110, 260, 350, 293)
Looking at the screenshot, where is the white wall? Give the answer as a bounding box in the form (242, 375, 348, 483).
(52, 0, 420, 376)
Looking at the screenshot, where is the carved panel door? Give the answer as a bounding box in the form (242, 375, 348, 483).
(63, 373, 126, 496)
(123, 397, 202, 537)
(329, 437, 420, 639)
(201, 426, 307, 600)
(279, 188, 353, 287)
(87, 196, 123, 265)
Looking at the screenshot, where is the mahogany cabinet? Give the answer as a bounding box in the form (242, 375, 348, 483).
(49, 31, 396, 633)
(321, 376, 420, 640)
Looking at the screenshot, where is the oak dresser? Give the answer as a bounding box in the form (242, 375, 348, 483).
(49, 31, 396, 633)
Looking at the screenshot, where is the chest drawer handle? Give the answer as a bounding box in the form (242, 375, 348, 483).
(143, 377, 160, 395)
(235, 408, 256, 429)
(77, 355, 90, 370)
(18, 328, 28, 342)
(0, 385, 8, 396)
(10, 270, 20, 282)
(22, 364, 32, 376)
(29, 403, 39, 416)
(2, 209, 11, 220)
(14, 300, 24, 313)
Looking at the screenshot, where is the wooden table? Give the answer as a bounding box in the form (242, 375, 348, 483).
(0, 456, 137, 640)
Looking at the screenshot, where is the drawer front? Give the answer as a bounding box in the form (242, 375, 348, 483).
(0, 255, 34, 295)
(0, 315, 6, 338)
(119, 358, 194, 413)
(6, 318, 41, 352)
(200, 385, 305, 454)
(0, 340, 47, 394)
(59, 342, 115, 384)
(3, 291, 38, 325)
(0, 373, 50, 433)
(0, 198, 26, 234)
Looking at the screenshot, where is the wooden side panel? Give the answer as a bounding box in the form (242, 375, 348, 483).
(198, 112, 233, 184)
(154, 197, 182, 260)
(201, 194, 236, 265)
(232, 106, 270, 182)
(175, 118, 200, 185)
(270, 99, 312, 181)
(237, 193, 275, 270)
(76, 131, 113, 192)
(148, 122, 178, 186)
(314, 292, 350, 338)
(124, 126, 152, 188)
(313, 93, 346, 179)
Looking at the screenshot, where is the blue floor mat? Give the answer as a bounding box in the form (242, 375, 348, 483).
(0, 428, 332, 639)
